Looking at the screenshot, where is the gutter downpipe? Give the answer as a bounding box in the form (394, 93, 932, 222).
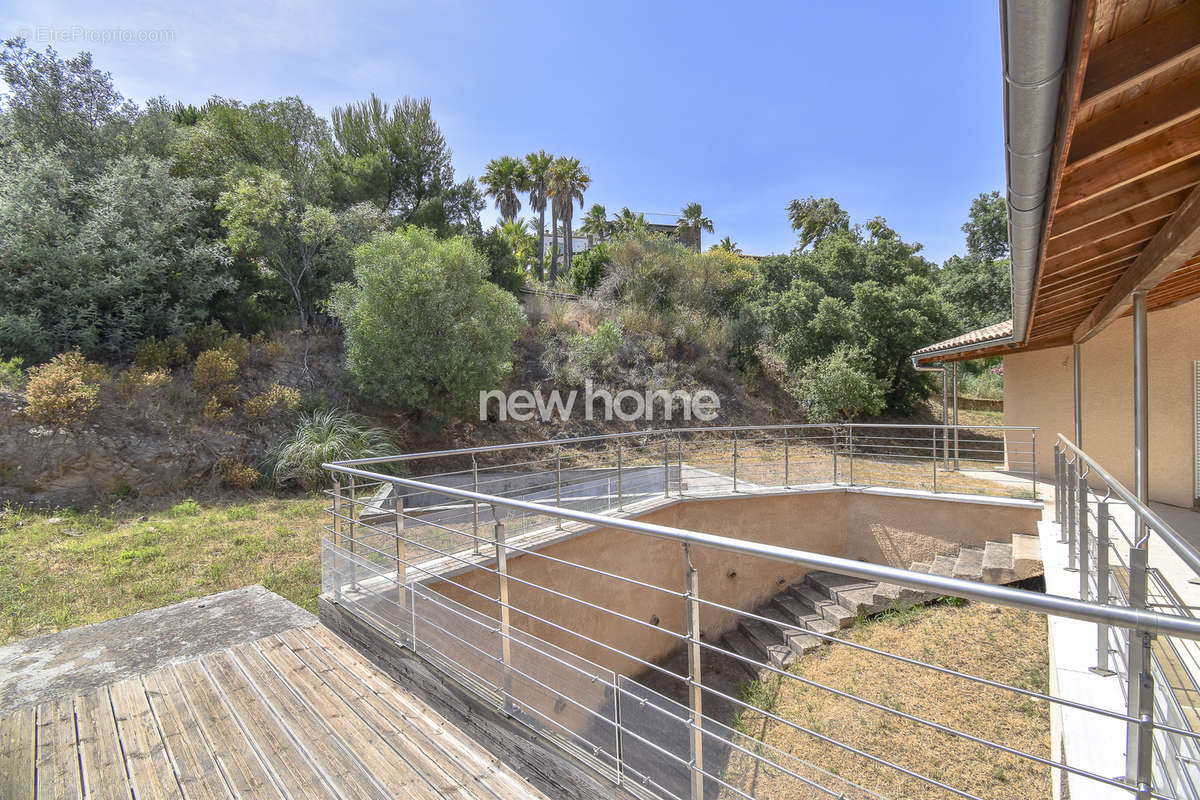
(911, 357, 950, 467)
(1001, 0, 1072, 344)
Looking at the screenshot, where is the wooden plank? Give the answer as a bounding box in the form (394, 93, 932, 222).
(0, 705, 36, 800)
(1075, 182, 1200, 340)
(1070, 70, 1200, 167)
(225, 643, 392, 800)
(1043, 218, 1160, 274)
(171, 660, 285, 799)
(1057, 115, 1200, 209)
(1080, 1, 1200, 109)
(253, 635, 445, 799)
(1049, 189, 1182, 251)
(1050, 157, 1200, 237)
(35, 696, 82, 800)
(302, 626, 548, 799)
(273, 629, 483, 800)
(141, 668, 235, 800)
(108, 678, 184, 800)
(75, 687, 132, 800)
(201, 651, 339, 799)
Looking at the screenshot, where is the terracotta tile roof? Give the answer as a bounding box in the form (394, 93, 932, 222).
(912, 319, 1013, 358)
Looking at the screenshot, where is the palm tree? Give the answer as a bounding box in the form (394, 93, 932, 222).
(524, 150, 554, 281)
(548, 156, 591, 280)
(712, 236, 741, 254)
(481, 156, 528, 222)
(675, 202, 714, 250)
(611, 207, 648, 236)
(499, 218, 536, 268)
(581, 203, 610, 246)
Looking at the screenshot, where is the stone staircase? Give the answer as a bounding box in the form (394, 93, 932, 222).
(721, 534, 1043, 676)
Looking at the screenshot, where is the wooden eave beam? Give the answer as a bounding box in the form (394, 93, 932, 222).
(1069, 71, 1200, 168)
(1080, 1, 1200, 110)
(1073, 182, 1200, 342)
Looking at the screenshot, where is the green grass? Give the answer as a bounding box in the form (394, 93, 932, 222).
(0, 495, 326, 643)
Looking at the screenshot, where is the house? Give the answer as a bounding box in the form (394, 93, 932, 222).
(913, 0, 1200, 511)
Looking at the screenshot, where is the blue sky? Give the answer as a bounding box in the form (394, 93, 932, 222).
(1, 0, 1006, 263)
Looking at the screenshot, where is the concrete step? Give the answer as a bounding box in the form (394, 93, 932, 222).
(722, 630, 767, 678)
(788, 584, 856, 629)
(1011, 533, 1044, 580)
(770, 594, 838, 638)
(763, 609, 822, 657)
(803, 571, 876, 604)
(982, 541, 1015, 584)
(834, 585, 886, 616)
(952, 547, 985, 581)
(930, 554, 957, 578)
(873, 580, 926, 607)
(738, 619, 795, 669)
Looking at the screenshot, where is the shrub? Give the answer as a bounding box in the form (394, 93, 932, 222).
(217, 334, 251, 367)
(570, 244, 610, 293)
(244, 384, 302, 421)
(202, 396, 233, 422)
(331, 228, 524, 422)
(0, 357, 26, 391)
(117, 367, 171, 400)
(795, 345, 887, 422)
(271, 410, 394, 490)
(133, 336, 189, 371)
(25, 351, 106, 426)
(193, 349, 239, 406)
(215, 457, 261, 489)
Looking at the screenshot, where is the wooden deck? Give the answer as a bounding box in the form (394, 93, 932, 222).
(0, 624, 546, 799)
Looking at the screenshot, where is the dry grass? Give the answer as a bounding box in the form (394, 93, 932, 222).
(723, 601, 1050, 800)
(0, 495, 325, 643)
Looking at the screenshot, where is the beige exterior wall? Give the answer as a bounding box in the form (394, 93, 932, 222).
(430, 490, 1041, 677)
(1003, 297, 1200, 508)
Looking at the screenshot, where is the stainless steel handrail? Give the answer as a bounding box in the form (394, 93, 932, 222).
(1058, 434, 1200, 577)
(324, 461, 1200, 641)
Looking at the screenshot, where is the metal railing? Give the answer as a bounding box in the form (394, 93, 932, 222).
(314, 423, 1200, 800)
(1055, 435, 1200, 799)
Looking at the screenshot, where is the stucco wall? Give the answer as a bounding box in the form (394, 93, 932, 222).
(429, 490, 1041, 676)
(1003, 297, 1200, 508)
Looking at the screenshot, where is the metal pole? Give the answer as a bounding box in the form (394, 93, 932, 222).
(348, 474, 358, 591)
(1031, 430, 1038, 501)
(663, 435, 670, 498)
(732, 431, 739, 493)
(784, 428, 791, 488)
(952, 362, 960, 470)
(832, 426, 839, 485)
(1066, 459, 1077, 561)
(496, 517, 514, 713)
(332, 477, 342, 602)
(617, 441, 624, 511)
(1091, 502, 1115, 676)
(394, 495, 405, 590)
(684, 544, 704, 800)
(677, 435, 685, 497)
(555, 447, 564, 530)
(931, 428, 938, 490)
(1132, 630, 1155, 800)
(472, 455, 481, 555)
(1125, 543, 1149, 784)
(942, 366, 950, 468)
(1133, 291, 1150, 547)
(1053, 447, 1062, 524)
(1073, 342, 1083, 448)
(848, 424, 855, 486)
(1078, 474, 1089, 597)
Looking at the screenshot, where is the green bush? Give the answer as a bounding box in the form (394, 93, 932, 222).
(133, 336, 189, 371)
(795, 345, 887, 422)
(569, 244, 610, 293)
(25, 351, 107, 426)
(271, 410, 394, 490)
(472, 227, 526, 294)
(331, 227, 524, 422)
(192, 349, 239, 406)
(0, 357, 26, 392)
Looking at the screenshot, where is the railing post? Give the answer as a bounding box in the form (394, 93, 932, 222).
(663, 434, 670, 498)
(617, 440, 624, 511)
(683, 544, 704, 800)
(1129, 622, 1156, 798)
(332, 477, 342, 602)
(847, 424, 854, 486)
(496, 516, 514, 713)
(732, 431, 739, 493)
(932, 458, 937, 493)
(1078, 474, 1089, 596)
(931, 429, 938, 491)
(394, 493, 405, 591)
(677, 435, 685, 496)
(348, 474, 358, 591)
(1065, 458, 1076, 548)
(472, 455, 481, 555)
(555, 447, 564, 530)
(1031, 430, 1038, 500)
(1125, 543, 1150, 786)
(1053, 447, 1062, 524)
(832, 426, 839, 485)
(783, 428, 791, 488)
(1091, 501, 1115, 676)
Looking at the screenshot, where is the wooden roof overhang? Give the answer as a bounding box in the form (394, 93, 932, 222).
(916, 0, 1200, 364)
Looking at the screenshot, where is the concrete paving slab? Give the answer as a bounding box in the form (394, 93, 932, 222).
(0, 584, 314, 713)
